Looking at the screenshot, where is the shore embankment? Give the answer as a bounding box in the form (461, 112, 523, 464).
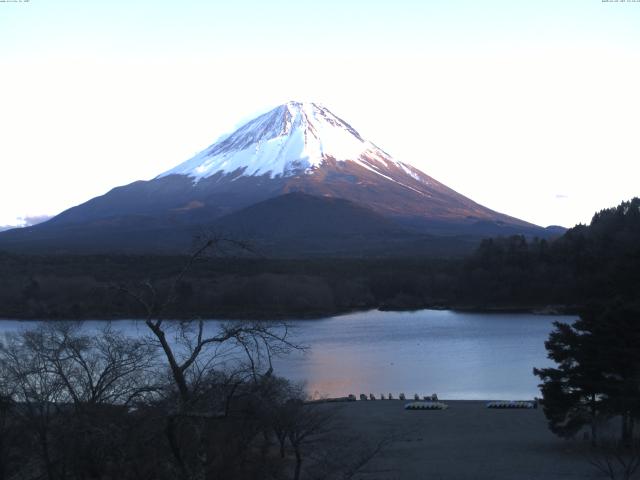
(324, 400, 596, 480)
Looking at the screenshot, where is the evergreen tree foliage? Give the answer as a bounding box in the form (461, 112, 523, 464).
(535, 303, 640, 444)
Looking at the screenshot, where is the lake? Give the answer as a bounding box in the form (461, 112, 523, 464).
(0, 309, 575, 400)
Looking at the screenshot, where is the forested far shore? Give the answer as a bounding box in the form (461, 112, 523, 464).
(0, 254, 458, 319)
(1, 198, 638, 320)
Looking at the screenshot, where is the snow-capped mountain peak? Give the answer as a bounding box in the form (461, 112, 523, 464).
(158, 101, 407, 181)
(0, 101, 544, 255)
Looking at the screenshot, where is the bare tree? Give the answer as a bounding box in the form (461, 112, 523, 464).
(119, 237, 299, 410)
(0, 371, 19, 480)
(308, 436, 394, 480)
(0, 238, 388, 480)
(117, 237, 303, 480)
(590, 438, 640, 480)
(0, 323, 161, 480)
(18, 322, 159, 408)
(1, 330, 68, 480)
(282, 402, 336, 480)
(271, 396, 393, 480)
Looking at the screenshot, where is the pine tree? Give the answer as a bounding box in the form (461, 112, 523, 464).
(585, 305, 640, 445)
(535, 303, 640, 445)
(534, 317, 609, 444)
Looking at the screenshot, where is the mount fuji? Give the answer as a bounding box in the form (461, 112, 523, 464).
(0, 101, 552, 256)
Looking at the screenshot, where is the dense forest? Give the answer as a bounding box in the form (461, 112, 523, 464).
(0, 255, 458, 319)
(460, 197, 640, 310)
(0, 198, 638, 320)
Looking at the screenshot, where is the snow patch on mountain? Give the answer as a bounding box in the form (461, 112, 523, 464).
(158, 101, 415, 183)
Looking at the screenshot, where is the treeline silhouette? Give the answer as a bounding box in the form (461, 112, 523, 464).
(459, 197, 640, 310)
(1, 198, 639, 319)
(0, 255, 459, 319)
(530, 201, 640, 470)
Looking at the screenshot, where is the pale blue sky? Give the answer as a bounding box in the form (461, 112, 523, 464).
(4, 0, 638, 58)
(1, 0, 639, 227)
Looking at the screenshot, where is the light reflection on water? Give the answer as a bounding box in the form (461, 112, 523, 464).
(270, 309, 573, 400)
(0, 309, 575, 400)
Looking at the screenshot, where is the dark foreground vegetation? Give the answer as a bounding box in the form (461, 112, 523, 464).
(529, 199, 640, 479)
(1, 198, 639, 320)
(533, 306, 640, 480)
(536, 303, 640, 437)
(0, 319, 383, 480)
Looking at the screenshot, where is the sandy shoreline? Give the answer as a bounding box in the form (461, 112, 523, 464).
(326, 400, 598, 480)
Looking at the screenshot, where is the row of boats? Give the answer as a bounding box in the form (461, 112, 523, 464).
(307, 394, 538, 409)
(405, 400, 538, 410)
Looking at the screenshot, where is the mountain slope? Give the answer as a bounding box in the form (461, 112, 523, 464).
(0, 193, 480, 257)
(214, 192, 405, 238)
(210, 192, 488, 257)
(0, 101, 549, 255)
(157, 101, 536, 229)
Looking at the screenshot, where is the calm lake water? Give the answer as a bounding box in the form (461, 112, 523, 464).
(0, 309, 575, 400)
